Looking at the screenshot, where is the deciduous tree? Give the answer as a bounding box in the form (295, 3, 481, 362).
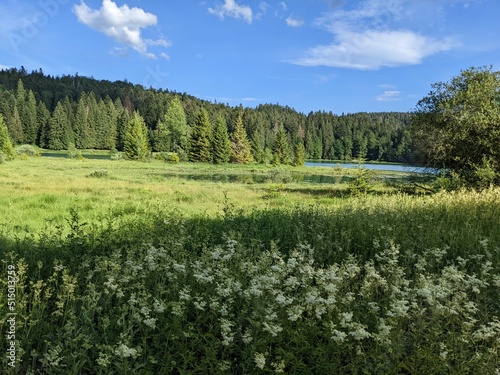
(411, 66, 500, 187)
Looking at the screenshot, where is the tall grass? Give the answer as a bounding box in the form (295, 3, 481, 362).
(0, 157, 418, 233)
(0, 188, 499, 374)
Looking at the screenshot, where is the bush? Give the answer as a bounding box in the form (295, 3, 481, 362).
(67, 143, 78, 159)
(433, 171, 465, 192)
(0, 151, 5, 164)
(110, 148, 122, 161)
(267, 167, 293, 183)
(87, 169, 109, 178)
(348, 167, 374, 195)
(155, 152, 180, 163)
(15, 144, 39, 157)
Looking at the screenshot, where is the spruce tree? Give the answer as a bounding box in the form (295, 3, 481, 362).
(8, 105, 24, 144)
(230, 113, 253, 164)
(16, 79, 26, 105)
(212, 116, 231, 164)
(272, 125, 292, 165)
(164, 96, 188, 153)
(124, 112, 150, 160)
(251, 123, 266, 163)
(36, 101, 51, 148)
(48, 102, 71, 150)
(189, 108, 212, 162)
(100, 96, 117, 150)
(154, 119, 171, 152)
(15, 80, 27, 143)
(0, 114, 15, 160)
(73, 96, 88, 149)
(85, 93, 99, 149)
(116, 108, 130, 151)
(294, 140, 306, 166)
(23, 90, 38, 144)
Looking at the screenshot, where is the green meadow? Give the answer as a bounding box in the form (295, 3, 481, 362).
(0, 156, 410, 233)
(1, 156, 499, 374)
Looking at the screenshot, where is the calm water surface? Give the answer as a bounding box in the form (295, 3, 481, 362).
(305, 161, 438, 174)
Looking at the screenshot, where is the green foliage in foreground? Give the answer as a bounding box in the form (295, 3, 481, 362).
(0, 189, 499, 374)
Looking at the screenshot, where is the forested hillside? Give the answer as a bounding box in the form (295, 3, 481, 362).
(0, 67, 413, 163)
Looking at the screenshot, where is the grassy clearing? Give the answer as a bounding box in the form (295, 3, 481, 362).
(0, 157, 498, 374)
(0, 157, 416, 234)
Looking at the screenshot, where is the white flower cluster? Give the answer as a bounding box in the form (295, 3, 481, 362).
(66, 232, 498, 372)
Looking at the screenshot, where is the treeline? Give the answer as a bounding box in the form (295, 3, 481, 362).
(0, 67, 414, 163)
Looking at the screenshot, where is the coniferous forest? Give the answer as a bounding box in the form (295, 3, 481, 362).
(0, 67, 413, 164)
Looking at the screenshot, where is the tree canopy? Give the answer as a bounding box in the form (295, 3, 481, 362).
(411, 66, 500, 187)
(0, 67, 414, 164)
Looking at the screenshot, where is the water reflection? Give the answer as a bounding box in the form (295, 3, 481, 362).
(305, 161, 438, 174)
(163, 173, 350, 184)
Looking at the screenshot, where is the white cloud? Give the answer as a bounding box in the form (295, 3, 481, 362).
(378, 83, 397, 89)
(259, 2, 270, 13)
(0, 64, 11, 71)
(73, 0, 170, 59)
(376, 90, 401, 101)
(286, 16, 304, 27)
(208, 0, 253, 24)
(294, 29, 456, 70)
(291, 0, 459, 70)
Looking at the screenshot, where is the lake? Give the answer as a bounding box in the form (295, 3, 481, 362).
(305, 161, 438, 174)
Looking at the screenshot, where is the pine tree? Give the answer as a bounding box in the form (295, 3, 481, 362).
(48, 101, 71, 150)
(124, 112, 150, 160)
(189, 108, 212, 162)
(212, 116, 231, 164)
(230, 113, 253, 164)
(272, 125, 292, 165)
(0, 114, 16, 160)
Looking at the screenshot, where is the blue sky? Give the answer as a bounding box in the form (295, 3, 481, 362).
(0, 0, 499, 114)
